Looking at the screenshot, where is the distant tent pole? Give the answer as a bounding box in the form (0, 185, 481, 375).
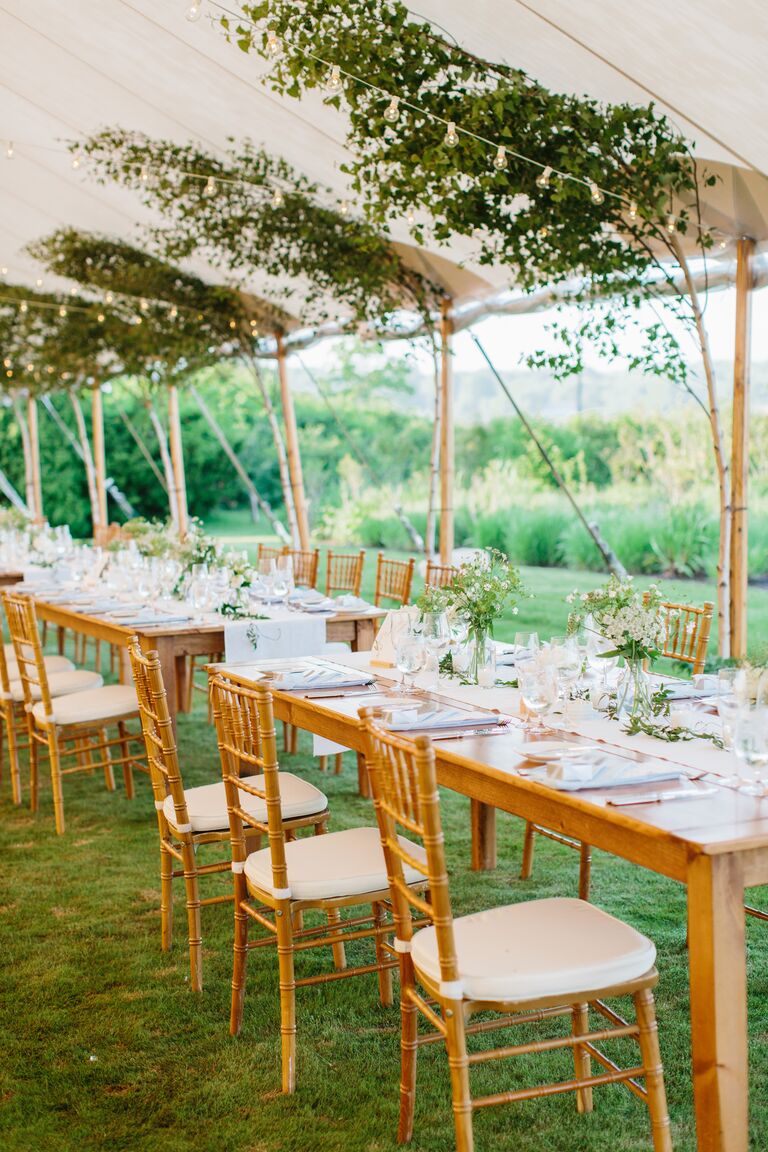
(426, 343, 441, 560)
(13, 395, 35, 520)
(167, 385, 189, 540)
(91, 384, 109, 538)
(0, 469, 27, 514)
(26, 395, 44, 525)
(275, 334, 311, 550)
(146, 399, 178, 531)
(189, 385, 291, 544)
(69, 391, 100, 534)
(438, 299, 455, 565)
(730, 237, 755, 659)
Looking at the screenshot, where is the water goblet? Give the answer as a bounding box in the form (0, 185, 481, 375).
(733, 704, 768, 796)
(520, 666, 557, 730)
(395, 636, 427, 695)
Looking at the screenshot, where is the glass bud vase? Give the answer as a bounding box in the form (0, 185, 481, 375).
(615, 657, 654, 722)
(467, 625, 491, 685)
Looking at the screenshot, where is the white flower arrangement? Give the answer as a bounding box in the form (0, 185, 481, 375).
(566, 575, 666, 662)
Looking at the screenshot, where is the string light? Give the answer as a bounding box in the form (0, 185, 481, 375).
(537, 226, 549, 238)
(105, 291, 114, 304)
(58, 305, 67, 318)
(406, 206, 416, 226)
(97, 312, 105, 322)
(134, 316, 143, 325)
(266, 28, 281, 58)
(383, 96, 400, 123)
(229, 318, 237, 329)
(35, 278, 43, 288)
(271, 187, 284, 208)
(535, 165, 552, 190)
(140, 164, 149, 183)
(444, 122, 459, 148)
(185, 2, 203, 22)
(666, 213, 677, 233)
(5, 141, 14, 160)
(19, 301, 27, 313)
(169, 305, 178, 319)
(2, 358, 10, 368)
(493, 145, 508, 171)
(203, 175, 216, 196)
(339, 199, 349, 217)
(589, 181, 604, 206)
(719, 239, 727, 249)
(326, 65, 342, 93)
(140, 297, 149, 311)
(628, 200, 638, 221)
(71, 152, 82, 170)
(0, 266, 7, 276)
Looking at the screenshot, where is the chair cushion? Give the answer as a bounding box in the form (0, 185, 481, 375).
(244, 825, 426, 901)
(32, 684, 139, 726)
(164, 773, 328, 834)
(411, 897, 656, 1002)
(6, 654, 74, 679)
(8, 669, 103, 703)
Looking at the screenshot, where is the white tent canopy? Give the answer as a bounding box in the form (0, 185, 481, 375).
(2, 0, 768, 330)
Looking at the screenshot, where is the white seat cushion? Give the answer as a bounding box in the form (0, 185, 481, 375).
(411, 897, 656, 1002)
(164, 773, 328, 834)
(6, 654, 74, 679)
(32, 684, 139, 726)
(244, 825, 426, 901)
(8, 668, 103, 703)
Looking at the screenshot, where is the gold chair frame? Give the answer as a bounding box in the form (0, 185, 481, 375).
(325, 549, 366, 597)
(361, 708, 671, 1152)
(285, 548, 320, 589)
(374, 554, 415, 607)
(424, 560, 457, 590)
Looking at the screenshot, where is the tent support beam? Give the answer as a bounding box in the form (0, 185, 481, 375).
(438, 299, 455, 565)
(276, 334, 311, 550)
(0, 469, 27, 514)
(730, 238, 755, 659)
(91, 384, 109, 538)
(26, 395, 44, 525)
(167, 385, 189, 540)
(189, 385, 291, 544)
(117, 405, 167, 494)
(69, 391, 100, 535)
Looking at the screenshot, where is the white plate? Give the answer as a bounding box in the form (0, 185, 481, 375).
(512, 739, 597, 764)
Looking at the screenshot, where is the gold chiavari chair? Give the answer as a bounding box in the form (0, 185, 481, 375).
(285, 548, 320, 589)
(257, 543, 287, 566)
(129, 641, 330, 991)
(325, 549, 366, 597)
(3, 591, 144, 835)
(374, 554, 415, 607)
(0, 639, 75, 805)
(210, 673, 428, 1092)
(520, 596, 715, 901)
(424, 560, 457, 589)
(360, 708, 672, 1152)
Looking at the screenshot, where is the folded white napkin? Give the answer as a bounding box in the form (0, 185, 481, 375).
(289, 588, 323, 603)
(385, 706, 501, 732)
(530, 755, 684, 792)
(271, 667, 374, 691)
(301, 598, 336, 613)
(335, 594, 372, 611)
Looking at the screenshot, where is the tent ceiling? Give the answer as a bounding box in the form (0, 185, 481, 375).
(1, 0, 768, 326)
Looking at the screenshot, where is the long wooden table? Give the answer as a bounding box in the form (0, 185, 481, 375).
(214, 657, 767, 1152)
(29, 598, 384, 726)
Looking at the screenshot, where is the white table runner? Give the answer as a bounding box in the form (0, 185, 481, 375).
(224, 608, 327, 663)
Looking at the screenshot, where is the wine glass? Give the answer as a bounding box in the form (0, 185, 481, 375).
(395, 636, 427, 695)
(514, 632, 540, 655)
(716, 668, 740, 754)
(421, 611, 451, 657)
(734, 704, 768, 796)
(520, 667, 557, 730)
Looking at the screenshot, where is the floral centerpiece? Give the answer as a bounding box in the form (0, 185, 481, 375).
(444, 549, 526, 683)
(566, 575, 666, 720)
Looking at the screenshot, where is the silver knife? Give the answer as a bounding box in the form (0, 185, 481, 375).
(606, 786, 718, 807)
(431, 726, 509, 741)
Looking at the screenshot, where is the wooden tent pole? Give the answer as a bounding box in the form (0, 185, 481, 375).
(730, 237, 755, 659)
(12, 395, 35, 519)
(26, 394, 44, 525)
(91, 383, 109, 539)
(69, 391, 100, 535)
(167, 385, 189, 540)
(275, 333, 310, 550)
(438, 299, 454, 565)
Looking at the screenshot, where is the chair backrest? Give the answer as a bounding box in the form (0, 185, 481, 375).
(2, 592, 53, 717)
(424, 561, 457, 590)
(646, 595, 714, 675)
(286, 548, 320, 589)
(374, 554, 415, 607)
(127, 638, 190, 827)
(360, 708, 455, 978)
(0, 634, 14, 697)
(257, 543, 286, 566)
(210, 674, 286, 887)
(325, 549, 366, 597)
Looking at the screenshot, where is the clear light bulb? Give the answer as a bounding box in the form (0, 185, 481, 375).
(2, 358, 9, 368)
(538, 226, 549, 239)
(327, 65, 342, 92)
(97, 313, 105, 323)
(203, 175, 216, 196)
(266, 28, 281, 57)
(140, 165, 149, 183)
(589, 181, 604, 205)
(719, 239, 727, 249)
(493, 145, 507, 171)
(666, 213, 676, 233)
(535, 165, 552, 189)
(406, 206, 416, 226)
(58, 306, 67, 318)
(140, 298, 149, 311)
(169, 306, 178, 319)
(35, 278, 43, 288)
(339, 199, 349, 217)
(26, 363, 33, 372)
(134, 316, 143, 325)
(105, 291, 114, 304)
(0, 266, 6, 275)
(186, 2, 203, 22)
(271, 187, 284, 208)
(444, 121, 459, 148)
(383, 96, 400, 124)
(628, 199, 638, 221)
(19, 301, 27, 313)
(5, 141, 14, 160)
(72, 153, 82, 170)
(229, 318, 237, 329)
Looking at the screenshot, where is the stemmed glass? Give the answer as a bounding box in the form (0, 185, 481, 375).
(395, 635, 427, 695)
(733, 670, 768, 796)
(520, 666, 557, 731)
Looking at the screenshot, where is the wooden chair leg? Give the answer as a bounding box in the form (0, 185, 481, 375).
(334, 753, 343, 774)
(520, 820, 536, 879)
(444, 1001, 474, 1152)
(373, 900, 393, 1007)
(49, 734, 66, 836)
(99, 729, 115, 792)
(181, 842, 202, 992)
(160, 843, 173, 953)
(275, 908, 297, 1094)
(398, 953, 419, 1144)
(230, 877, 249, 1035)
(571, 1003, 593, 1113)
(6, 708, 21, 806)
(117, 721, 134, 799)
(319, 756, 328, 772)
(28, 723, 39, 814)
(578, 842, 592, 901)
(634, 987, 673, 1152)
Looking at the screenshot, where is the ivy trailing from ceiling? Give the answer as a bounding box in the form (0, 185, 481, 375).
(75, 131, 440, 328)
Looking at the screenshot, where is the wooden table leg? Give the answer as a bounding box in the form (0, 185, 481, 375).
(470, 800, 496, 871)
(352, 618, 376, 652)
(687, 852, 748, 1152)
